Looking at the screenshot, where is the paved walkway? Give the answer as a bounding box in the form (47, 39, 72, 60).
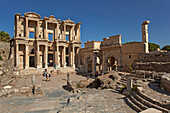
(0, 74, 135, 113)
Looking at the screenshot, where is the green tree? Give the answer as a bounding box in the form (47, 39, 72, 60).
(161, 45, 170, 51)
(124, 41, 160, 51)
(0, 31, 11, 41)
(149, 43, 160, 51)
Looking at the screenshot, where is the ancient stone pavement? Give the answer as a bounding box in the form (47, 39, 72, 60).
(0, 74, 135, 113)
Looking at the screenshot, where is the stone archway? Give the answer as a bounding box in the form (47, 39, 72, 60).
(106, 56, 117, 72)
(86, 56, 92, 73)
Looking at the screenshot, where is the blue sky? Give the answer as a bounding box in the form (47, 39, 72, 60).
(0, 0, 170, 48)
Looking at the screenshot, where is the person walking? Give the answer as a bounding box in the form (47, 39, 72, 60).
(43, 69, 48, 81)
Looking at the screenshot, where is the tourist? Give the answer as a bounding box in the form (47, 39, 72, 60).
(44, 69, 49, 81)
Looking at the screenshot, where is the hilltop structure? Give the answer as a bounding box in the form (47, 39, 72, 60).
(13, 12, 150, 75)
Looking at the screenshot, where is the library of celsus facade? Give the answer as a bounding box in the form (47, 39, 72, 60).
(14, 12, 81, 69)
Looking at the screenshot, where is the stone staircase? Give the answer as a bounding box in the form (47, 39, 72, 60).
(126, 88, 170, 113)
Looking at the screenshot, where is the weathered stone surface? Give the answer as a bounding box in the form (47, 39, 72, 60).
(140, 108, 162, 113)
(161, 74, 170, 93)
(4, 85, 12, 89)
(0, 70, 3, 75)
(88, 71, 121, 89)
(13, 89, 19, 93)
(132, 62, 170, 73)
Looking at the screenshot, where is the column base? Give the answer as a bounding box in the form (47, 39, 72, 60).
(45, 65, 48, 69)
(36, 65, 41, 68)
(25, 66, 29, 69)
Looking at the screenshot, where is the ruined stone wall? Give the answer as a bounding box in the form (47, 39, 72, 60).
(122, 42, 144, 66)
(132, 62, 170, 73)
(0, 42, 10, 60)
(161, 74, 170, 93)
(131, 51, 170, 73)
(0, 42, 14, 86)
(137, 51, 170, 62)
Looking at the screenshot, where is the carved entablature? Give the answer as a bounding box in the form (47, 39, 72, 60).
(24, 12, 41, 19)
(63, 18, 75, 24)
(43, 15, 60, 22)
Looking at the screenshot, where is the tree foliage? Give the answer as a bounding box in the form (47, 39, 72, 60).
(124, 41, 160, 52)
(161, 45, 170, 51)
(0, 31, 11, 41)
(149, 43, 160, 51)
(124, 41, 138, 44)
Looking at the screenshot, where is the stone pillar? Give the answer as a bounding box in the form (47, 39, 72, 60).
(68, 45, 72, 66)
(44, 21, 48, 40)
(36, 21, 39, 39)
(44, 45, 48, 68)
(78, 24, 81, 41)
(63, 24, 66, 40)
(102, 54, 105, 74)
(92, 55, 96, 76)
(15, 43, 19, 68)
(55, 24, 58, 40)
(25, 45, 29, 69)
(25, 17, 29, 38)
(63, 46, 66, 67)
(70, 26, 73, 41)
(77, 47, 80, 66)
(72, 45, 75, 67)
(142, 20, 150, 53)
(36, 44, 40, 68)
(72, 25, 75, 40)
(127, 78, 133, 91)
(53, 44, 56, 67)
(57, 45, 60, 67)
(15, 14, 20, 37)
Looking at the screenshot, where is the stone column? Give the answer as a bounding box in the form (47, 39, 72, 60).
(142, 20, 150, 53)
(102, 54, 105, 74)
(92, 55, 96, 76)
(72, 45, 75, 67)
(44, 21, 48, 40)
(36, 44, 40, 68)
(44, 45, 48, 68)
(63, 23, 66, 40)
(78, 24, 81, 41)
(15, 14, 20, 37)
(68, 45, 72, 66)
(127, 78, 133, 91)
(70, 26, 73, 41)
(77, 47, 80, 66)
(57, 45, 60, 67)
(25, 45, 29, 69)
(15, 43, 19, 68)
(55, 24, 58, 40)
(36, 21, 39, 39)
(63, 46, 66, 67)
(72, 25, 75, 40)
(25, 17, 29, 38)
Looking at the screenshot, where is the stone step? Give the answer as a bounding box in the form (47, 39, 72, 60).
(132, 92, 169, 113)
(129, 94, 148, 110)
(116, 81, 126, 85)
(137, 87, 170, 110)
(126, 97, 142, 112)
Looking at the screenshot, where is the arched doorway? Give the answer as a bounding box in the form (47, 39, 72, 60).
(96, 56, 101, 74)
(87, 57, 92, 73)
(107, 56, 116, 71)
